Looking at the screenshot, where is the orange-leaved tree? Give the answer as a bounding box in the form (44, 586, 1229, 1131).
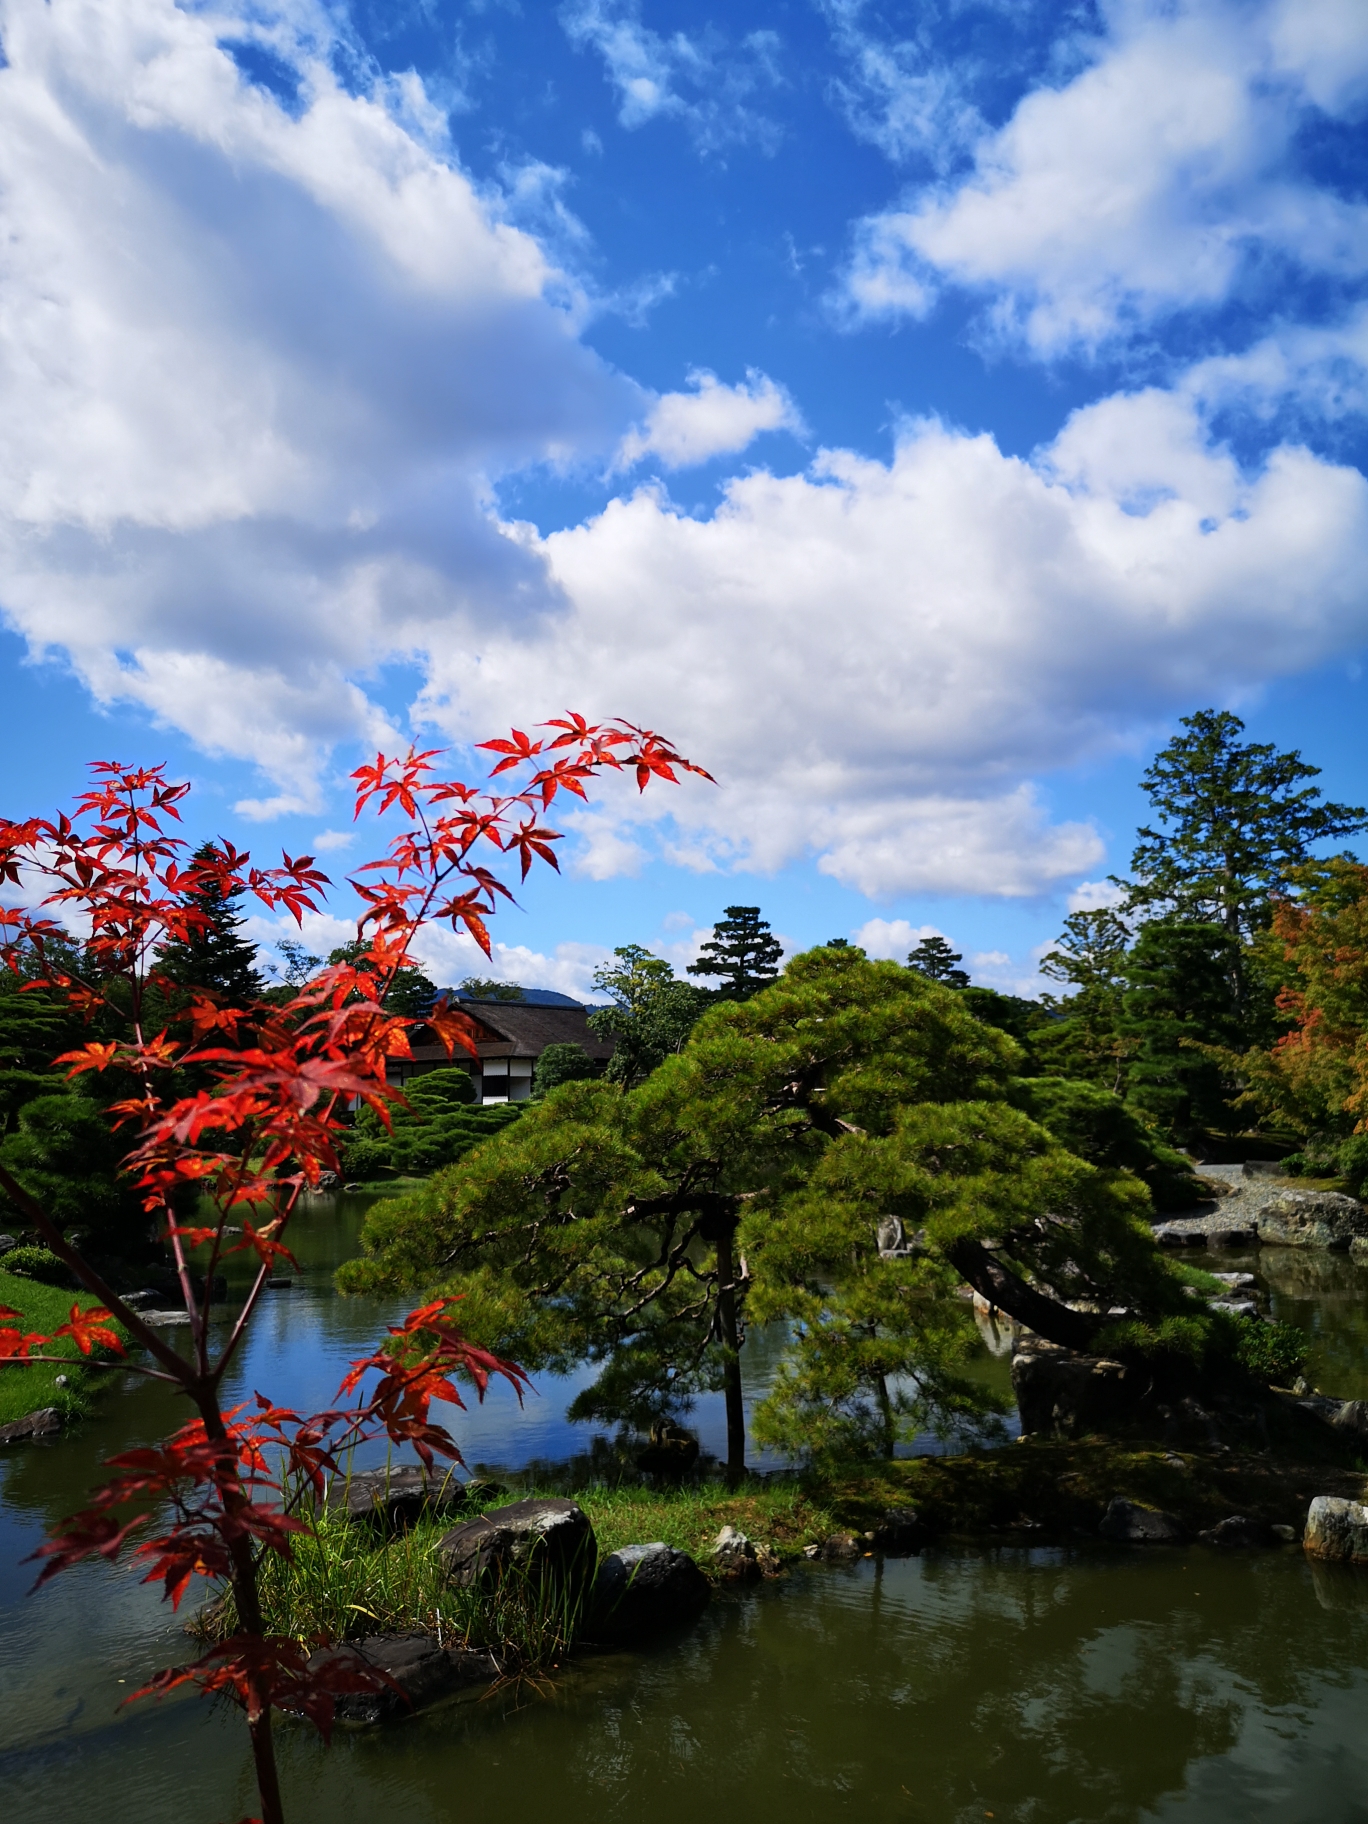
(0, 717, 707, 1824)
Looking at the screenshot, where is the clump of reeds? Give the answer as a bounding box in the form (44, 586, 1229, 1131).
(197, 1489, 594, 1675)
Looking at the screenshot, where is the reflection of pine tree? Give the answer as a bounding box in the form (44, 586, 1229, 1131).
(158, 844, 264, 1003)
(907, 935, 970, 988)
(687, 906, 783, 1001)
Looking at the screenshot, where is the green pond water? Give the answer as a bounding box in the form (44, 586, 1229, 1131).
(4, 1204, 1368, 1824)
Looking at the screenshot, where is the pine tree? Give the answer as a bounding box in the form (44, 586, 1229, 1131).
(1122, 921, 1243, 1146)
(687, 906, 784, 1000)
(158, 844, 264, 1003)
(907, 934, 970, 988)
(1121, 710, 1366, 941)
(1034, 908, 1134, 1093)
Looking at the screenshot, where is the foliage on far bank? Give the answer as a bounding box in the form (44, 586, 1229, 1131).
(0, 1264, 127, 1427)
(340, 1069, 521, 1181)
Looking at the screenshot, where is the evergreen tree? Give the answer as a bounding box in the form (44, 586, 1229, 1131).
(324, 939, 437, 1016)
(1121, 710, 1366, 941)
(907, 934, 970, 988)
(533, 1043, 598, 1095)
(687, 906, 784, 1000)
(342, 949, 1204, 1475)
(1122, 921, 1243, 1146)
(157, 844, 264, 1002)
(589, 945, 710, 1086)
(1034, 908, 1134, 1093)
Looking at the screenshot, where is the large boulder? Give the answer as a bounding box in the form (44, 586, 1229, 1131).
(437, 1497, 596, 1598)
(1197, 1515, 1279, 1548)
(1099, 1498, 1185, 1544)
(1303, 1496, 1368, 1563)
(306, 1634, 497, 1725)
(590, 1543, 710, 1643)
(0, 1406, 61, 1445)
(326, 1466, 468, 1536)
(1256, 1190, 1368, 1251)
(1011, 1347, 1136, 1437)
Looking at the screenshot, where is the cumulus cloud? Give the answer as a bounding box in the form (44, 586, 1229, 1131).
(1068, 879, 1128, 913)
(616, 370, 804, 470)
(851, 917, 943, 961)
(0, 0, 638, 813)
(5, 0, 1368, 907)
(561, 1, 784, 153)
(839, 0, 1368, 353)
(420, 391, 1368, 897)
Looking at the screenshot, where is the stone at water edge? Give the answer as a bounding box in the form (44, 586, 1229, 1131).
(817, 1534, 863, 1561)
(1197, 1516, 1279, 1548)
(1098, 1498, 1186, 1544)
(1255, 1190, 1368, 1251)
(437, 1496, 596, 1597)
(712, 1525, 760, 1578)
(1011, 1347, 1135, 1438)
(306, 1634, 498, 1726)
(1303, 1496, 1368, 1563)
(0, 1406, 61, 1445)
(872, 1507, 925, 1554)
(591, 1543, 710, 1643)
(326, 1465, 468, 1536)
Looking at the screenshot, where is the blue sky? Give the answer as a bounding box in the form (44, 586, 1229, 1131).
(1, 0, 1366, 995)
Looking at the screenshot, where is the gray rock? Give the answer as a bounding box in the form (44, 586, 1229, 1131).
(306, 1633, 498, 1725)
(1303, 1495, 1368, 1563)
(1256, 1190, 1368, 1251)
(817, 1533, 863, 1561)
(1012, 1347, 1136, 1437)
(0, 1406, 61, 1445)
(590, 1543, 710, 1643)
(1098, 1497, 1185, 1544)
(327, 1465, 468, 1536)
(872, 1506, 925, 1555)
(1197, 1515, 1277, 1548)
(1208, 1298, 1259, 1318)
(0, 1234, 16, 1254)
(437, 1497, 596, 1599)
(712, 1524, 761, 1579)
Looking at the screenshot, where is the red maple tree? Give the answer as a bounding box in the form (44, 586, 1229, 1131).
(0, 718, 707, 1824)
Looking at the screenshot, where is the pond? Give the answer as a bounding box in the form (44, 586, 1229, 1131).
(3, 1201, 1368, 1824)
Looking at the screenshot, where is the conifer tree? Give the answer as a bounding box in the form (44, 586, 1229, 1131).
(687, 905, 784, 1000)
(1121, 710, 1366, 941)
(158, 843, 264, 1002)
(1122, 921, 1243, 1145)
(907, 934, 970, 988)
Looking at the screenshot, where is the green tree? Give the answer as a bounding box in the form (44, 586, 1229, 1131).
(588, 945, 710, 1087)
(157, 845, 264, 1003)
(0, 1090, 142, 1249)
(533, 1042, 598, 1095)
(323, 939, 437, 1017)
(1034, 908, 1135, 1092)
(907, 934, 970, 988)
(1122, 921, 1243, 1145)
(1121, 710, 1366, 942)
(687, 905, 784, 1000)
(0, 959, 83, 1134)
(458, 977, 525, 1002)
(341, 949, 1200, 1474)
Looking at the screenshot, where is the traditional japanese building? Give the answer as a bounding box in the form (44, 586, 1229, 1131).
(388, 988, 614, 1103)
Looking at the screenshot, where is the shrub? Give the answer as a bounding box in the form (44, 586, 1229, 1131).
(2, 1245, 76, 1287)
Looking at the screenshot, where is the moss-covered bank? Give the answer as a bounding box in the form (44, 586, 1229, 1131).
(0, 1265, 127, 1429)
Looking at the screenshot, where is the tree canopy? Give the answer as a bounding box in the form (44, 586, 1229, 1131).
(1121, 710, 1366, 941)
(587, 945, 710, 1087)
(341, 948, 1204, 1472)
(907, 934, 970, 988)
(157, 843, 264, 1004)
(687, 905, 784, 1000)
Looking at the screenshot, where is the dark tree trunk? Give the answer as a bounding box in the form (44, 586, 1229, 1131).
(712, 1226, 747, 1484)
(944, 1239, 1098, 1353)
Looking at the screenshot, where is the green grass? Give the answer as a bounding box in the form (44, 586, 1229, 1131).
(0, 1266, 128, 1428)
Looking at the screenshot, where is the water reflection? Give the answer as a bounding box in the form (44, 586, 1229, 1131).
(5, 1201, 1368, 1823)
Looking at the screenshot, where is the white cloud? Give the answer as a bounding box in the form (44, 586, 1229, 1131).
(5, 0, 1368, 909)
(852, 918, 943, 961)
(419, 391, 1368, 897)
(0, 0, 638, 809)
(311, 829, 355, 853)
(561, 1, 783, 153)
(818, 0, 988, 170)
(839, 0, 1368, 353)
(616, 370, 804, 470)
(1068, 879, 1127, 913)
